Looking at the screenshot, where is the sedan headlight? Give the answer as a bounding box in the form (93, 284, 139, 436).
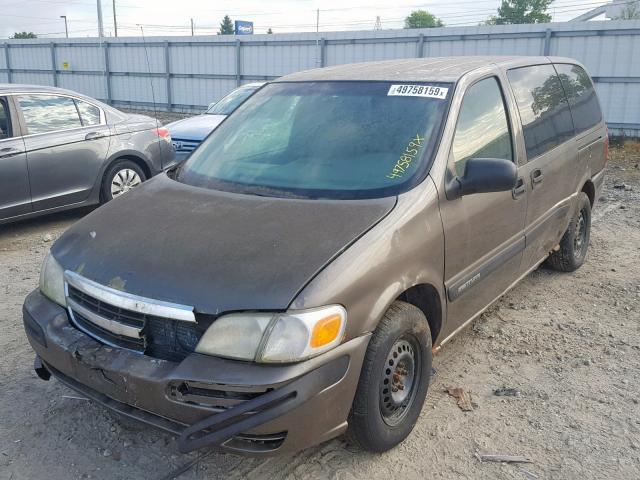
(39, 252, 66, 306)
(195, 305, 347, 363)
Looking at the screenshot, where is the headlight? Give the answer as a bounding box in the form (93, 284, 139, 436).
(195, 305, 347, 363)
(39, 252, 66, 306)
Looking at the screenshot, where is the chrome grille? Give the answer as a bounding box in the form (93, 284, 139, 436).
(73, 310, 145, 352)
(64, 271, 204, 362)
(171, 138, 200, 153)
(68, 285, 145, 329)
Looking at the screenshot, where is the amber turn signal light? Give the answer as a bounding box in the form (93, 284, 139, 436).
(310, 314, 343, 348)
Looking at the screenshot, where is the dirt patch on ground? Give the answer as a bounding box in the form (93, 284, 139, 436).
(1, 143, 639, 480)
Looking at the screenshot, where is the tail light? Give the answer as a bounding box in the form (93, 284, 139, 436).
(604, 127, 609, 166)
(154, 127, 171, 141)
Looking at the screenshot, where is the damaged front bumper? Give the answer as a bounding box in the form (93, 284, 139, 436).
(23, 289, 369, 456)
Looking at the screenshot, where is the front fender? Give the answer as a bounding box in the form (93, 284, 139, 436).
(290, 176, 446, 343)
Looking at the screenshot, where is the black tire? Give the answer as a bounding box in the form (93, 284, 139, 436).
(101, 160, 146, 203)
(546, 192, 591, 272)
(347, 301, 432, 453)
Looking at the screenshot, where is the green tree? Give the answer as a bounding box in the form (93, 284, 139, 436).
(404, 10, 444, 29)
(615, 2, 640, 19)
(485, 0, 553, 25)
(10, 31, 37, 39)
(218, 15, 234, 35)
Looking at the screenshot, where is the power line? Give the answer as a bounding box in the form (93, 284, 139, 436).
(16, 0, 634, 38)
(119, 1, 626, 31)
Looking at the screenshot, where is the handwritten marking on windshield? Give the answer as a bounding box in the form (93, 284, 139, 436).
(386, 134, 425, 180)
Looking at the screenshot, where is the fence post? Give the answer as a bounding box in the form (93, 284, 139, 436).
(543, 28, 552, 56)
(235, 39, 241, 87)
(320, 37, 326, 67)
(4, 44, 11, 83)
(164, 40, 172, 110)
(50, 43, 58, 87)
(103, 41, 112, 104)
(417, 33, 425, 58)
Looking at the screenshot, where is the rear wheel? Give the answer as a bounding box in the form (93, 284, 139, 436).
(101, 160, 146, 202)
(347, 301, 432, 452)
(546, 192, 591, 272)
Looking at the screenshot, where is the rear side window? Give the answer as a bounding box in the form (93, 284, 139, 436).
(554, 64, 602, 135)
(507, 65, 574, 160)
(75, 99, 101, 126)
(451, 77, 513, 177)
(19, 94, 82, 135)
(0, 98, 12, 139)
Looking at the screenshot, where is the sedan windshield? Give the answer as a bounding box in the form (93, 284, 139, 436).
(179, 81, 451, 199)
(206, 85, 260, 115)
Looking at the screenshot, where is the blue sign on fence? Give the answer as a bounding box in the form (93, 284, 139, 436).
(235, 21, 254, 35)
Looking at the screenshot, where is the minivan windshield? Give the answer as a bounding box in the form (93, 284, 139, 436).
(178, 81, 451, 199)
(206, 85, 260, 115)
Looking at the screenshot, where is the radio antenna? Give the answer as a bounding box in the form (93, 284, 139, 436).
(137, 24, 159, 128)
(137, 24, 167, 169)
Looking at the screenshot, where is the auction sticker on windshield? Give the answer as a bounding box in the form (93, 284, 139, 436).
(387, 84, 448, 99)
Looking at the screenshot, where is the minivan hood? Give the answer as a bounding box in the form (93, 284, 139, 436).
(165, 114, 227, 141)
(52, 175, 395, 314)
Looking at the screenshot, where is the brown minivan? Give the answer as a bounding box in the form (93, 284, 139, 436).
(23, 56, 607, 456)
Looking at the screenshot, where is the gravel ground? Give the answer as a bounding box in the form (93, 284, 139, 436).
(1, 142, 639, 480)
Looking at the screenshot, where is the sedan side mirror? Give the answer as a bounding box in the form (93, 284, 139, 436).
(448, 158, 517, 199)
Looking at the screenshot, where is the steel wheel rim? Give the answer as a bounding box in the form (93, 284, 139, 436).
(573, 210, 587, 258)
(380, 335, 421, 426)
(111, 168, 142, 198)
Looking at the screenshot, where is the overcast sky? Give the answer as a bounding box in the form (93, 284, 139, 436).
(1, 0, 611, 38)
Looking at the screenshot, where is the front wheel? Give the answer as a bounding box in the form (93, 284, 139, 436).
(101, 160, 146, 203)
(546, 192, 591, 272)
(347, 301, 432, 452)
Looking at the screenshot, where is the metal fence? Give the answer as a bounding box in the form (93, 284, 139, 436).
(1, 20, 639, 135)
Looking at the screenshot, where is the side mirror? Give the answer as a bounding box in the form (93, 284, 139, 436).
(448, 158, 517, 199)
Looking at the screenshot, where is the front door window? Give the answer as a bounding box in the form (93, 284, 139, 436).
(451, 77, 514, 177)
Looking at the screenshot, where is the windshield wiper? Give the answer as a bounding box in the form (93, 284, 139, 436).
(243, 185, 307, 199)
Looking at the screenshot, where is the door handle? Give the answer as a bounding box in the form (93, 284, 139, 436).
(512, 177, 526, 199)
(85, 131, 106, 141)
(0, 147, 23, 158)
(531, 169, 544, 185)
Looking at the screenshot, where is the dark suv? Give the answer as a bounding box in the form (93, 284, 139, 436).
(23, 57, 607, 456)
(0, 84, 175, 224)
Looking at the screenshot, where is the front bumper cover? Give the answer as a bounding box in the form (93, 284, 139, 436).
(23, 289, 369, 456)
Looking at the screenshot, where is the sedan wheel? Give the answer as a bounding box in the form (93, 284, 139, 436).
(101, 160, 147, 203)
(111, 168, 142, 198)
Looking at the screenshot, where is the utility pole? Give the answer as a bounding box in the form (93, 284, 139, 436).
(97, 0, 104, 38)
(315, 9, 320, 66)
(112, 0, 118, 37)
(191, 18, 194, 36)
(60, 15, 69, 38)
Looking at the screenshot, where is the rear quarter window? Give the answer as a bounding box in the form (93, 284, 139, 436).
(507, 65, 574, 160)
(554, 64, 602, 135)
(75, 99, 102, 126)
